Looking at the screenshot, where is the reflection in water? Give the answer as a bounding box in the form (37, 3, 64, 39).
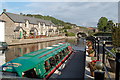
(5, 39, 65, 62)
(65, 38, 85, 51)
(1, 38, 84, 65)
(65, 38, 78, 46)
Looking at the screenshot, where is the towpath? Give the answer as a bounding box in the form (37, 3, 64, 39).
(8, 37, 66, 46)
(56, 38, 86, 79)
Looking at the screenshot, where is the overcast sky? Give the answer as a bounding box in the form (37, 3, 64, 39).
(0, 2, 118, 27)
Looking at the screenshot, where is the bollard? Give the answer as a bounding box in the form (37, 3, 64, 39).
(115, 53, 120, 80)
(94, 61, 104, 80)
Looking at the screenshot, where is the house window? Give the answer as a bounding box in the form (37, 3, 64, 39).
(40, 23, 43, 26)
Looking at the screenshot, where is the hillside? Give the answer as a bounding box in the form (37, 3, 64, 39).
(24, 14, 78, 29)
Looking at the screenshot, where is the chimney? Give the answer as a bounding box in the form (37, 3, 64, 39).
(20, 13, 23, 15)
(3, 9, 6, 12)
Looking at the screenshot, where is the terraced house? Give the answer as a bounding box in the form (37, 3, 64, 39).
(0, 10, 59, 43)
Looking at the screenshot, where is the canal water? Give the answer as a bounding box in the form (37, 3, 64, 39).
(0, 38, 85, 66)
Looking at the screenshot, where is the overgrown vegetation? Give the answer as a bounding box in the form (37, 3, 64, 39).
(97, 17, 114, 32)
(66, 32, 75, 36)
(93, 32, 112, 36)
(106, 48, 117, 58)
(24, 14, 76, 29)
(112, 24, 120, 47)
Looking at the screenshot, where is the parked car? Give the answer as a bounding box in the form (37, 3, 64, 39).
(0, 42, 8, 50)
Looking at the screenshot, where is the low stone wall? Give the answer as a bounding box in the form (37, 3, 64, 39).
(65, 36, 77, 38)
(8, 36, 66, 46)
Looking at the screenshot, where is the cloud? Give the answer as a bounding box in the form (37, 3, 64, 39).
(24, 2, 118, 27)
(1, 0, 119, 2)
(2, 2, 118, 27)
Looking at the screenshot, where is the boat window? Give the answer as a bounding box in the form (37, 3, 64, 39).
(59, 52, 63, 59)
(62, 50, 66, 56)
(49, 57, 56, 67)
(2, 72, 18, 77)
(65, 48, 69, 53)
(44, 61, 50, 72)
(22, 68, 37, 78)
(55, 55, 60, 63)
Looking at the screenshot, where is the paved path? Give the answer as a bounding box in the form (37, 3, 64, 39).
(56, 38, 86, 79)
(85, 55, 94, 80)
(57, 50, 86, 79)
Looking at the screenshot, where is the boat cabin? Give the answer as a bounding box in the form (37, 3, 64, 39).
(2, 43, 73, 79)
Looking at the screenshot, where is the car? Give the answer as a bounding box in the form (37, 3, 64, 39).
(0, 42, 8, 50)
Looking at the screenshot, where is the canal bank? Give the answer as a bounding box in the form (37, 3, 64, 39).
(7, 36, 66, 46)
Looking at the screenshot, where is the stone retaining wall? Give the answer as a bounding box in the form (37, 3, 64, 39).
(8, 36, 66, 46)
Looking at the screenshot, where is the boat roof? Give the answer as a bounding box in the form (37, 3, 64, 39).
(2, 43, 70, 73)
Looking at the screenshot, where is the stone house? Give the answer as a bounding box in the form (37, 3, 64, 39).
(0, 11, 59, 43)
(87, 27, 98, 33)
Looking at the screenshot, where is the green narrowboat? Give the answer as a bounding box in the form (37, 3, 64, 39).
(2, 42, 73, 79)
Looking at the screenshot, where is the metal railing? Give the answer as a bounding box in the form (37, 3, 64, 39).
(93, 37, 120, 80)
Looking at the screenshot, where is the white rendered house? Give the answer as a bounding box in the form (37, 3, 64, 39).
(0, 20, 5, 42)
(0, 20, 6, 67)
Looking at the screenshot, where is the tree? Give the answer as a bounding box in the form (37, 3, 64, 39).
(63, 25, 72, 29)
(64, 29, 67, 33)
(106, 20, 114, 32)
(97, 17, 108, 31)
(112, 24, 120, 47)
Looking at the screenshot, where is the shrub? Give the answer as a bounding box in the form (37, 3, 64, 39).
(112, 26, 120, 47)
(106, 48, 117, 58)
(93, 32, 112, 36)
(66, 32, 75, 36)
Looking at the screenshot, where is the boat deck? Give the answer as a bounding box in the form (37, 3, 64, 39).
(57, 50, 86, 79)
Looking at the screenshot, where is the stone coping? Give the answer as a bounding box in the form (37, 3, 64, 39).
(8, 37, 66, 46)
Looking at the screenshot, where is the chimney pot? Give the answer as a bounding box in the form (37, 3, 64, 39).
(3, 9, 6, 12)
(20, 13, 23, 15)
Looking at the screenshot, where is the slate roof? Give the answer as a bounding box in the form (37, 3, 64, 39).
(48, 29, 54, 32)
(3, 12, 55, 26)
(0, 20, 5, 22)
(14, 26, 24, 32)
(30, 27, 38, 32)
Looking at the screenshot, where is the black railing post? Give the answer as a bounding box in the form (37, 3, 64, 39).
(94, 37, 97, 57)
(94, 61, 104, 80)
(115, 53, 120, 80)
(94, 71, 105, 80)
(102, 41, 106, 64)
(97, 38, 100, 60)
